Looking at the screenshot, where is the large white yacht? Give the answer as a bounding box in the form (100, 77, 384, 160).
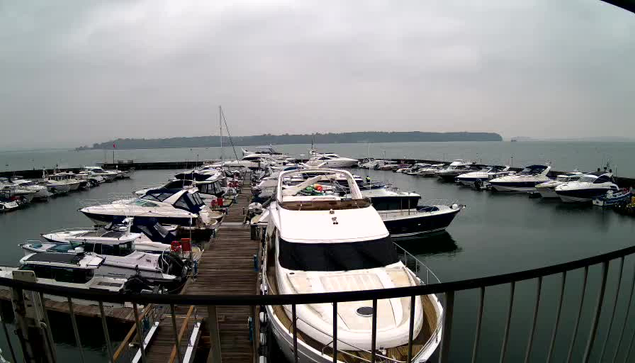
(435, 160, 478, 182)
(262, 168, 443, 363)
(488, 165, 552, 192)
(535, 172, 583, 198)
(8, 178, 51, 200)
(555, 173, 619, 203)
(305, 153, 359, 168)
(455, 166, 512, 187)
(80, 189, 216, 230)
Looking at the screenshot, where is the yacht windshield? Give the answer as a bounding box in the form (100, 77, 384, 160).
(278, 236, 399, 271)
(579, 176, 597, 183)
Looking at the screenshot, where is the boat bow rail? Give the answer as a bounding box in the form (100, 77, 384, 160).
(2, 243, 635, 362)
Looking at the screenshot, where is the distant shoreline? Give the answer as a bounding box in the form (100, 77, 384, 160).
(77, 131, 503, 150)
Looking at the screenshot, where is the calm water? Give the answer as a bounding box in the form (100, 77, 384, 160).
(2, 141, 635, 176)
(0, 169, 634, 362)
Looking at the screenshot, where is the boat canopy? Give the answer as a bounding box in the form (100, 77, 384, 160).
(278, 236, 398, 271)
(520, 165, 548, 174)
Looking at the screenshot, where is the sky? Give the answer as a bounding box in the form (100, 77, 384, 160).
(0, 0, 634, 148)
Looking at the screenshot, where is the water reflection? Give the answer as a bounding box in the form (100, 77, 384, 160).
(394, 231, 461, 257)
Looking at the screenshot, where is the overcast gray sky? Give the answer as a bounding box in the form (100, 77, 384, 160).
(1, 0, 634, 148)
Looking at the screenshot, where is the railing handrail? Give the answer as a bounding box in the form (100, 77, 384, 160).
(3, 243, 635, 305)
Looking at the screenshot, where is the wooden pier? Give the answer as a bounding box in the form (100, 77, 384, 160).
(143, 176, 259, 363)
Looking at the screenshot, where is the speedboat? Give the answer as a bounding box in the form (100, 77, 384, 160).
(489, 165, 552, 192)
(361, 187, 463, 238)
(416, 164, 445, 177)
(7, 178, 50, 200)
(456, 166, 512, 187)
(261, 168, 444, 363)
(0, 183, 37, 204)
(555, 173, 619, 203)
(41, 218, 179, 252)
(80, 189, 219, 231)
(306, 153, 359, 168)
(593, 188, 632, 207)
(83, 166, 118, 182)
(535, 172, 583, 198)
(0, 198, 21, 213)
(0, 253, 156, 306)
(435, 160, 478, 182)
(19, 239, 187, 286)
(403, 163, 432, 175)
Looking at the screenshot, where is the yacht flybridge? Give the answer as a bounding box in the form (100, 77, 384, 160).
(261, 168, 443, 363)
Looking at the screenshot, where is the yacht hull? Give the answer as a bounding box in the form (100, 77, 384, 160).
(556, 188, 610, 203)
(381, 207, 462, 238)
(81, 211, 193, 227)
(489, 182, 540, 193)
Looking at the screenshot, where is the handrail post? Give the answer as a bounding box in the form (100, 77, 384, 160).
(67, 298, 85, 363)
(582, 261, 609, 363)
(471, 287, 485, 363)
(98, 302, 115, 363)
(332, 302, 338, 363)
(371, 298, 378, 363)
(133, 303, 147, 363)
(170, 304, 183, 363)
(207, 305, 222, 363)
(439, 291, 455, 363)
(292, 304, 298, 363)
(407, 295, 416, 363)
(499, 282, 515, 363)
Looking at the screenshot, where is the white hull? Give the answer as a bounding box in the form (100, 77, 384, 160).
(491, 185, 536, 193)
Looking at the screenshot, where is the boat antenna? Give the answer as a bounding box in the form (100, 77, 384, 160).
(219, 106, 224, 162)
(219, 106, 240, 161)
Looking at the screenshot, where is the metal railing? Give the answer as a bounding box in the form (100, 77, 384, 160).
(1, 243, 635, 362)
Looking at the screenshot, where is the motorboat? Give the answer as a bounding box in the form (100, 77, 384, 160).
(19, 239, 187, 286)
(83, 166, 118, 182)
(593, 188, 632, 207)
(41, 218, 179, 252)
(489, 165, 552, 192)
(403, 163, 432, 175)
(535, 172, 583, 198)
(456, 166, 513, 187)
(174, 165, 225, 181)
(435, 160, 478, 182)
(45, 171, 81, 191)
(261, 168, 443, 363)
(80, 189, 219, 231)
(306, 153, 359, 168)
(555, 173, 619, 203)
(7, 178, 51, 200)
(0, 198, 21, 213)
(42, 176, 71, 195)
(0, 182, 37, 203)
(361, 187, 463, 238)
(0, 253, 155, 306)
(75, 171, 105, 187)
(416, 164, 445, 177)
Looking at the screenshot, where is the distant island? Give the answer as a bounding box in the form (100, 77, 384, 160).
(77, 131, 503, 150)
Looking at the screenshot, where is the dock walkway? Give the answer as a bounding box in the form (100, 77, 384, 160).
(144, 176, 258, 363)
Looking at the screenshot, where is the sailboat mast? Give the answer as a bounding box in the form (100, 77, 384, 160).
(219, 106, 224, 161)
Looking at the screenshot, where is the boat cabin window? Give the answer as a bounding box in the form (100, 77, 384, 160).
(142, 191, 177, 202)
(20, 265, 94, 283)
(133, 200, 158, 207)
(594, 175, 614, 184)
(579, 175, 598, 183)
(278, 236, 399, 271)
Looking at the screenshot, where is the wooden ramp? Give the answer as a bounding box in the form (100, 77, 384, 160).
(144, 177, 258, 363)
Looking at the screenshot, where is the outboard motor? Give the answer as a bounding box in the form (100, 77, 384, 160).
(123, 275, 155, 294)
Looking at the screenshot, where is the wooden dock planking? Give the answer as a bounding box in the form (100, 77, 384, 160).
(144, 174, 259, 363)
